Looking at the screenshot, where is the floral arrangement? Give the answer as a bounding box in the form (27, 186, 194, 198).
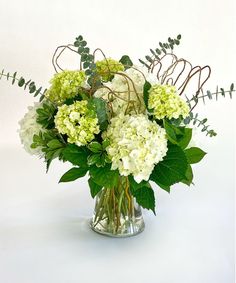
(1, 35, 234, 237)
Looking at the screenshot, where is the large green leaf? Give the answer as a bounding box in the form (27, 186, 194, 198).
(59, 167, 88, 183)
(181, 164, 193, 186)
(184, 147, 206, 164)
(178, 128, 192, 149)
(88, 178, 103, 198)
(128, 176, 155, 213)
(150, 144, 188, 187)
(133, 186, 156, 214)
(163, 119, 179, 144)
(152, 180, 170, 193)
(62, 144, 89, 167)
(163, 119, 192, 149)
(89, 164, 119, 188)
(128, 176, 150, 193)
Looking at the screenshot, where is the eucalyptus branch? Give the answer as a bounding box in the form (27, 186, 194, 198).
(184, 112, 217, 137)
(138, 34, 182, 70)
(189, 83, 235, 103)
(0, 69, 47, 100)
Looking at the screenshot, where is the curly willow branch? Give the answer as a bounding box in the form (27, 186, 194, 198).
(51, 42, 211, 112)
(149, 53, 211, 109)
(52, 44, 79, 73)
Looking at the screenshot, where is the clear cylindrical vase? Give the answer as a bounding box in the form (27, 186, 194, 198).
(90, 176, 145, 237)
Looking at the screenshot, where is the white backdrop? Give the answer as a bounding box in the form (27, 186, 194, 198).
(0, 0, 235, 282)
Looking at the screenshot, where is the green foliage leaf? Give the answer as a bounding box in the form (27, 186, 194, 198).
(178, 128, 192, 149)
(87, 141, 110, 167)
(59, 167, 88, 183)
(163, 119, 192, 149)
(133, 186, 156, 214)
(163, 119, 178, 144)
(31, 130, 65, 171)
(143, 80, 152, 110)
(36, 102, 57, 129)
(92, 97, 108, 131)
(88, 178, 103, 198)
(87, 153, 101, 166)
(128, 175, 150, 193)
(62, 144, 89, 167)
(88, 141, 102, 153)
(102, 139, 110, 149)
(47, 139, 63, 149)
(181, 164, 193, 186)
(119, 55, 133, 69)
(184, 147, 206, 164)
(89, 164, 119, 188)
(150, 143, 188, 188)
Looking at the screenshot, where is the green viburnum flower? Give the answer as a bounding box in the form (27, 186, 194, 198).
(55, 101, 100, 146)
(45, 70, 86, 104)
(148, 84, 190, 120)
(96, 58, 124, 82)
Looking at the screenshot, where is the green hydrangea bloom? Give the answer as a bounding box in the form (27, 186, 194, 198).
(96, 58, 124, 82)
(55, 101, 100, 146)
(45, 70, 86, 104)
(148, 84, 190, 120)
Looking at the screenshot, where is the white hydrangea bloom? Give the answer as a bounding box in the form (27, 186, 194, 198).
(104, 113, 168, 183)
(18, 102, 45, 155)
(94, 66, 158, 116)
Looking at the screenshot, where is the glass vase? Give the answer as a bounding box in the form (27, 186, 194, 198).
(90, 176, 145, 237)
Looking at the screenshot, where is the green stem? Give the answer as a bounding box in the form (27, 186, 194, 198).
(93, 176, 136, 233)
